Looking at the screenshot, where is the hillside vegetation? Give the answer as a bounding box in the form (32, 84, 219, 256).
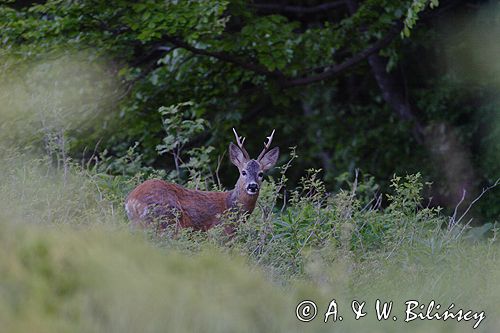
(1, 1, 499, 331)
(0, 147, 498, 332)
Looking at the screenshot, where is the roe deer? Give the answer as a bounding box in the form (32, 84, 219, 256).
(125, 129, 279, 234)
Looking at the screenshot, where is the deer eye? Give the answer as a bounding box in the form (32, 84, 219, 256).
(258, 172, 264, 178)
(241, 170, 247, 176)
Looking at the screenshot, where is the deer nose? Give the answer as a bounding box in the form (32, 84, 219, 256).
(247, 183, 259, 193)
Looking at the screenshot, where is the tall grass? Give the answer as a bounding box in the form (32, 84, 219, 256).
(0, 55, 498, 332)
(0, 148, 498, 333)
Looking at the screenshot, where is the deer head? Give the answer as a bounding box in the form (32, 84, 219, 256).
(229, 128, 279, 196)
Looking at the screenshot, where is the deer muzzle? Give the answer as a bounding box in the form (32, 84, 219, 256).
(246, 183, 259, 195)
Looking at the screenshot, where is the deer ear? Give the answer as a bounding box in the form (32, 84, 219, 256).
(229, 142, 247, 168)
(259, 147, 279, 171)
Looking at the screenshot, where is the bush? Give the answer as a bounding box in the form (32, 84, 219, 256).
(0, 147, 499, 332)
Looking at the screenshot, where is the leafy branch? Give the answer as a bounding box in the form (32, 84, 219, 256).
(160, 21, 403, 89)
(251, 1, 346, 14)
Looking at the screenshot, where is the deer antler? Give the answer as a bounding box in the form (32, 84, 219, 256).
(257, 129, 276, 161)
(232, 128, 250, 159)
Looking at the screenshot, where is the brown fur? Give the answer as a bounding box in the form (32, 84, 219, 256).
(124, 129, 279, 235)
(125, 179, 258, 233)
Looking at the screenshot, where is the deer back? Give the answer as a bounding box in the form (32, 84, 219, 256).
(125, 179, 231, 230)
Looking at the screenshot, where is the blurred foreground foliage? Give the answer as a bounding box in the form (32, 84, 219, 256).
(0, 147, 499, 332)
(1, 1, 500, 331)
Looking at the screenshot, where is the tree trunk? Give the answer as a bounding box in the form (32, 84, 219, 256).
(346, 0, 424, 143)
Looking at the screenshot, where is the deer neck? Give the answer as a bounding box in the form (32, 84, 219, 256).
(226, 182, 258, 214)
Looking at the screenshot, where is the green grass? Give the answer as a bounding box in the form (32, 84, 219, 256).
(0, 149, 499, 333)
(1, 52, 499, 333)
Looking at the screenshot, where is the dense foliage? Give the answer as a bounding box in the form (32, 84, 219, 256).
(0, 143, 498, 332)
(1, 0, 499, 221)
(0, 2, 499, 329)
